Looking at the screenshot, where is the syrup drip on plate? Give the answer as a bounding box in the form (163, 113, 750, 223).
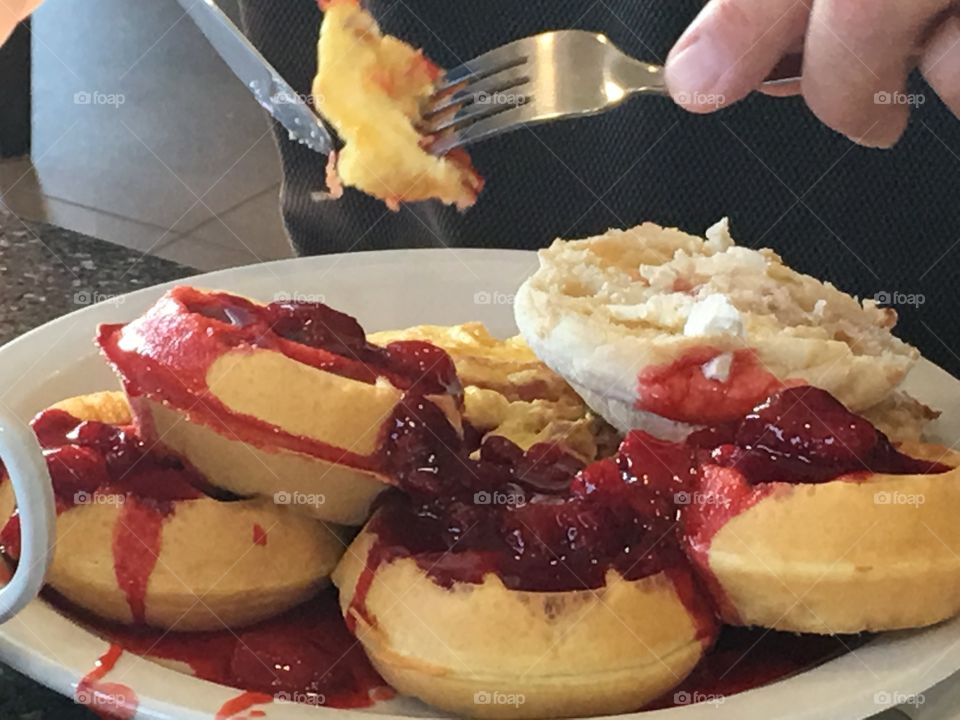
(215, 690, 273, 719)
(62, 590, 392, 711)
(647, 625, 869, 709)
(75, 644, 138, 720)
(65, 586, 867, 717)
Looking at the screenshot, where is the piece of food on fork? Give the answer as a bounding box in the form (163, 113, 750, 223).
(314, 0, 483, 210)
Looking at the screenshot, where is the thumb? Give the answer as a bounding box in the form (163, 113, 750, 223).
(666, 0, 809, 113)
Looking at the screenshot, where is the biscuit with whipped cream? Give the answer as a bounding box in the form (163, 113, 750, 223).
(515, 218, 918, 439)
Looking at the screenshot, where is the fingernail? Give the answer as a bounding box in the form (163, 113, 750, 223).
(666, 33, 730, 106)
(853, 129, 899, 150)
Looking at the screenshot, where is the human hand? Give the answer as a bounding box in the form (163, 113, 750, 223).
(1, 0, 42, 45)
(664, 0, 960, 147)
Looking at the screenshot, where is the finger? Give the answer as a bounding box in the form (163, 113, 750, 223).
(920, 14, 960, 117)
(802, 0, 951, 147)
(0, 0, 42, 45)
(666, 0, 810, 113)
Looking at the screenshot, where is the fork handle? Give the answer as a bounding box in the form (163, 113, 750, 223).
(615, 56, 669, 96)
(617, 53, 803, 97)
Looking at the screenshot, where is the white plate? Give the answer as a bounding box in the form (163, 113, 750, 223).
(2, 248, 960, 720)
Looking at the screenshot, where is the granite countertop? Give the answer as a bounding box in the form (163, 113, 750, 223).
(0, 210, 194, 346)
(0, 209, 196, 718)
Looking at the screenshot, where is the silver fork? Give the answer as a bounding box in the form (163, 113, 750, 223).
(422, 30, 800, 155)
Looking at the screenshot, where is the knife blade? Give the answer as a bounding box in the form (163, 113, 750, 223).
(176, 0, 334, 154)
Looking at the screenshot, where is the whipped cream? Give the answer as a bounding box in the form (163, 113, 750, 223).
(701, 353, 734, 382)
(683, 294, 744, 338)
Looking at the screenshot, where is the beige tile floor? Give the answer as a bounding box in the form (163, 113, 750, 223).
(0, 0, 294, 271)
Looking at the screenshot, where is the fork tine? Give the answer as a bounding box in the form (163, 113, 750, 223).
(421, 102, 500, 137)
(429, 105, 531, 155)
(421, 83, 531, 136)
(423, 65, 532, 118)
(437, 37, 533, 91)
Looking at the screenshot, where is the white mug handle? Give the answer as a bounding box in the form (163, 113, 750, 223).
(0, 409, 56, 622)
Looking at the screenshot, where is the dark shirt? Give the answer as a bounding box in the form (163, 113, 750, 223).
(238, 0, 960, 376)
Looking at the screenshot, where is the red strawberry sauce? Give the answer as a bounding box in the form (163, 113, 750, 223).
(95, 287, 462, 476)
